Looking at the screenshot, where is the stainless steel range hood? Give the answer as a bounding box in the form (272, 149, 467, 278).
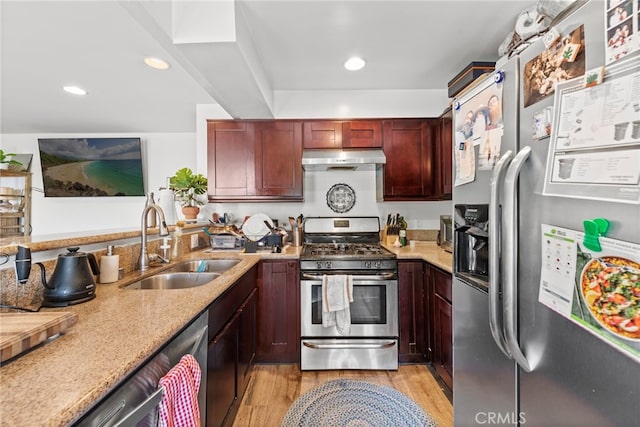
(301, 149, 386, 171)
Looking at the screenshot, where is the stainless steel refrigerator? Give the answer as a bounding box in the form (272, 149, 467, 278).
(452, 1, 640, 425)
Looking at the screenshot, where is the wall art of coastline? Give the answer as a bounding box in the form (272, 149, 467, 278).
(37, 137, 145, 197)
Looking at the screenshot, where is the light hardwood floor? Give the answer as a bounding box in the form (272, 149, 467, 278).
(233, 364, 453, 426)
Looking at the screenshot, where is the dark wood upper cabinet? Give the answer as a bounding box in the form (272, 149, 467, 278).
(437, 108, 453, 199)
(254, 121, 303, 199)
(343, 120, 382, 148)
(303, 121, 343, 149)
(382, 119, 439, 200)
(302, 120, 382, 149)
(207, 121, 255, 198)
(207, 120, 303, 202)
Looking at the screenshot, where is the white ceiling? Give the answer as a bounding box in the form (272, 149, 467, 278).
(0, 0, 535, 134)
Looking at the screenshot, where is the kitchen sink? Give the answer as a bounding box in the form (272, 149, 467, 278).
(125, 259, 241, 290)
(125, 272, 220, 290)
(166, 259, 241, 273)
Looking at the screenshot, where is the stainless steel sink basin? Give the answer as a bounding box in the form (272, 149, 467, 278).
(166, 259, 241, 273)
(126, 272, 220, 290)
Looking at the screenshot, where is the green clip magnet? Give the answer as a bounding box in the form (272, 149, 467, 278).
(582, 218, 610, 252)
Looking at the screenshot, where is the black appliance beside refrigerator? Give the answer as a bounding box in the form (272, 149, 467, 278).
(452, 1, 640, 426)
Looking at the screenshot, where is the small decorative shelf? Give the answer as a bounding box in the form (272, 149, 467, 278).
(0, 170, 32, 237)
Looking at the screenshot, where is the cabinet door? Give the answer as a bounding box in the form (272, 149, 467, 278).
(398, 260, 426, 363)
(343, 120, 382, 148)
(423, 264, 433, 362)
(254, 121, 303, 199)
(303, 121, 342, 148)
(207, 315, 239, 427)
(432, 266, 453, 391)
(237, 288, 257, 399)
(256, 260, 300, 363)
(207, 121, 255, 198)
(434, 295, 453, 390)
(382, 119, 438, 200)
(437, 109, 453, 199)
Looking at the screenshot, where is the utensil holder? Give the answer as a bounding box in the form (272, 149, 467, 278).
(292, 229, 303, 247)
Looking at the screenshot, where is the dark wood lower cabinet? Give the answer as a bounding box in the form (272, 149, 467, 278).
(399, 261, 452, 391)
(238, 289, 257, 394)
(256, 260, 300, 363)
(431, 266, 453, 391)
(207, 316, 239, 427)
(398, 260, 426, 363)
(206, 266, 258, 427)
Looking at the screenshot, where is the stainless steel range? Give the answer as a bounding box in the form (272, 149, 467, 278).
(300, 217, 398, 370)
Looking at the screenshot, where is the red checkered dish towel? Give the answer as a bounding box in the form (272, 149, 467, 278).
(158, 354, 202, 427)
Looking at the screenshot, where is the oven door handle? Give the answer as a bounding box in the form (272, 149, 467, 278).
(301, 272, 396, 280)
(302, 340, 396, 350)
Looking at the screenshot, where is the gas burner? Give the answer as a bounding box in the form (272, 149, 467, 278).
(301, 242, 395, 260)
(300, 217, 397, 265)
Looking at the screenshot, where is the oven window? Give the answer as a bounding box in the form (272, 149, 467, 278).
(311, 284, 387, 324)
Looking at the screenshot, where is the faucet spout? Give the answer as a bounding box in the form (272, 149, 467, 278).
(137, 201, 170, 271)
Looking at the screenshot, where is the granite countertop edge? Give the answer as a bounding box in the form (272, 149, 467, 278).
(383, 241, 453, 273)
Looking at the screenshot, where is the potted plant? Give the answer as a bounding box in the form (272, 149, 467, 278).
(169, 167, 208, 220)
(0, 149, 22, 170)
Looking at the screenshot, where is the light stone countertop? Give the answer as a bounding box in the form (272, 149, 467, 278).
(0, 242, 449, 426)
(384, 241, 453, 273)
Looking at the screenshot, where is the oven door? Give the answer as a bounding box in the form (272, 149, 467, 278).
(300, 275, 398, 338)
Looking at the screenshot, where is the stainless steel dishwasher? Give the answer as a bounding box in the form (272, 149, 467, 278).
(74, 310, 208, 426)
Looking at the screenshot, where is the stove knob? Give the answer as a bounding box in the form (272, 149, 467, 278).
(364, 261, 372, 269)
(316, 261, 323, 269)
(375, 261, 382, 268)
(325, 261, 332, 269)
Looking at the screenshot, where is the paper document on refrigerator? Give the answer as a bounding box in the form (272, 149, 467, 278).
(539, 224, 640, 361)
(543, 56, 640, 203)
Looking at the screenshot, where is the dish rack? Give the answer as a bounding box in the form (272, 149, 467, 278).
(210, 234, 242, 249)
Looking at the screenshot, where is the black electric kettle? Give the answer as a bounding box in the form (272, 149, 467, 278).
(37, 247, 100, 307)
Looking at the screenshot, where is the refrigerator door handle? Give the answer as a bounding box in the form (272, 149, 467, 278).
(489, 150, 514, 359)
(503, 146, 533, 373)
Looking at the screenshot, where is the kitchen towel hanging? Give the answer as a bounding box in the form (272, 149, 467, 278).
(157, 354, 201, 427)
(322, 275, 354, 335)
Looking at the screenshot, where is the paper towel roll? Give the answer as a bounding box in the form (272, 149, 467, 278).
(157, 189, 177, 225)
(515, 7, 546, 40)
(99, 255, 120, 283)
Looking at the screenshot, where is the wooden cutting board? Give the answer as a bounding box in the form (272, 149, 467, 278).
(0, 312, 78, 363)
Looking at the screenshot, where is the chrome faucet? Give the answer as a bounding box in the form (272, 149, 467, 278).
(137, 201, 170, 271)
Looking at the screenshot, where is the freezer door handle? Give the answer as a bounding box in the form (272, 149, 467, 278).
(503, 146, 533, 373)
(489, 150, 514, 359)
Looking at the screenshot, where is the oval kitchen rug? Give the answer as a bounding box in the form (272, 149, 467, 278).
(281, 379, 437, 426)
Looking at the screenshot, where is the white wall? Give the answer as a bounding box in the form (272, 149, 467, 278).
(204, 169, 451, 231)
(1, 132, 196, 235)
(1, 89, 452, 236)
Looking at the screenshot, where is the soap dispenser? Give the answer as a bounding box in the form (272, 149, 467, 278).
(99, 245, 120, 283)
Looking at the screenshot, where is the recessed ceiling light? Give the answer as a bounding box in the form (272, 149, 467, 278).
(63, 86, 87, 95)
(144, 57, 171, 70)
(344, 56, 366, 71)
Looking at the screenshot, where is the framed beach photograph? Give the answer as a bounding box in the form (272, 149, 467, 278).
(37, 137, 145, 197)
